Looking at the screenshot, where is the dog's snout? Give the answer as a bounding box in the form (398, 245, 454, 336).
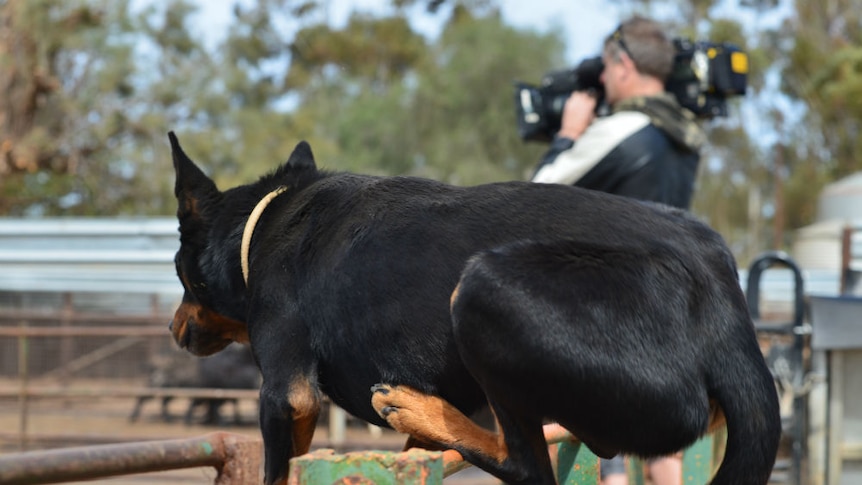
(168, 320, 174, 332)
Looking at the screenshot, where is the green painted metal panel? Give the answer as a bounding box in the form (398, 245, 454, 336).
(629, 433, 717, 485)
(557, 441, 601, 484)
(628, 456, 646, 484)
(288, 448, 444, 485)
(681, 435, 714, 484)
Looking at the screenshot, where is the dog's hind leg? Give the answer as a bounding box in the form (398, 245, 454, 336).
(371, 384, 555, 484)
(402, 435, 447, 452)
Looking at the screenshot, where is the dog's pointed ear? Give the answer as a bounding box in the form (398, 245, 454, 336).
(285, 141, 316, 170)
(169, 131, 219, 218)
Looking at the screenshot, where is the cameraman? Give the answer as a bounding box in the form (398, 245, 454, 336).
(531, 16, 705, 485)
(531, 16, 704, 211)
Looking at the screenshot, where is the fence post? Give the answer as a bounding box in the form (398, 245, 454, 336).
(17, 319, 29, 452)
(288, 449, 443, 485)
(215, 433, 263, 485)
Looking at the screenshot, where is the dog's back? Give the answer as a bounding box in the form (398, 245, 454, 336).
(451, 230, 780, 484)
(270, 178, 729, 421)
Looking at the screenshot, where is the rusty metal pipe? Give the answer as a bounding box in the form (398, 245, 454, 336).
(0, 326, 167, 337)
(0, 432, 259, 485)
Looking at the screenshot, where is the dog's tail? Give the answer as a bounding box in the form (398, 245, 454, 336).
(708, 336, 781, 485)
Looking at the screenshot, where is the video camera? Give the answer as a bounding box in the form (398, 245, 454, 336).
(514, 39, 749, 143)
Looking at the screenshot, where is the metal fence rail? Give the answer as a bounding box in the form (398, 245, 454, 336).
(0, 386, 260, 400)
(0, 432, 261, 485)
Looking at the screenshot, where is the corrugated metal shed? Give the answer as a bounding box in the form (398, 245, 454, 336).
(0, 218, 181, 295)
(793, 172, 862, 280)
(817, 172, 862, 222)
(793, 220, 856, 271)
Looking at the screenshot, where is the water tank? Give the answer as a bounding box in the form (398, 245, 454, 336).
(817, 172, 862, 221)
(793, 172, 862, 276)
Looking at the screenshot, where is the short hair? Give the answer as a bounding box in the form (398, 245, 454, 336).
(603, 16, 674, 82)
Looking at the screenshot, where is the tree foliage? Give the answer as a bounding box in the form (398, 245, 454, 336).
(0, 0, 139, 214)
(0, 0, 557, 216)
(779, 1, 862, 182)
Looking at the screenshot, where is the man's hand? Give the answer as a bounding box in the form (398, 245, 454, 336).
(557, 91, 597, 140)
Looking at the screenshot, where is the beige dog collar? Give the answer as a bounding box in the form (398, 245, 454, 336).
(240, 186, 288, 285)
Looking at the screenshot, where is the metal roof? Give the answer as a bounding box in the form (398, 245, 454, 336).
(0, 218, 181, 295)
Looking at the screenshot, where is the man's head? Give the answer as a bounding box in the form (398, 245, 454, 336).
(600, 16, 674, 105)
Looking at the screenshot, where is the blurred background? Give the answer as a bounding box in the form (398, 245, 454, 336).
(1, 0, 862, 484)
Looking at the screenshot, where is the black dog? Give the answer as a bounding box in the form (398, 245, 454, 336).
(129, 343, 259, 425)
(168, 132, 779, 485)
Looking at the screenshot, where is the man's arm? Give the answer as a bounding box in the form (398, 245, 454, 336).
(533, 91, 596, 182)
(532, 111, 651, 185)
(531, 91, 596, 182)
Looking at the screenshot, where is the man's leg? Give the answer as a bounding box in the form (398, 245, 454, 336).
(647, 454, 682, 485)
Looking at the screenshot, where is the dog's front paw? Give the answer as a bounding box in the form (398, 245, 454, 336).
(370, 383, 501, 461)
(370, 383, 438, 435)
(370, 383, 401, 420)
(370, 384, 397, 418)
(370, 383, 390, 396)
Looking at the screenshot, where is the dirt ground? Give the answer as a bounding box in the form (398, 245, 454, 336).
(0, 378, 498, 484)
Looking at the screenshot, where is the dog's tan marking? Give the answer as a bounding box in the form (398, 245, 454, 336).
(172, 302, 250, 343)
(170, 314, 189, 345)
(402, 435, 447, 452)
(449, 283, 461, 312)
(707, 399, 726, 432)
(288, 375, 321, 456)
(372, 384, 509, 464)
(180, 196, 200, 219)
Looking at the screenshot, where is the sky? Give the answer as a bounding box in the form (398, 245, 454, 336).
(191, 0, 794, 74)
(194, 0, 622, 64)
